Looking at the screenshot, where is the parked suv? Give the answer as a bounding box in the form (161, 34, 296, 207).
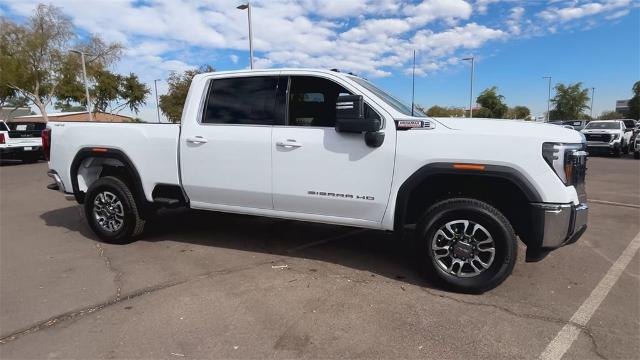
(581, 120, 630, 156)
(45, 69, 589, 293)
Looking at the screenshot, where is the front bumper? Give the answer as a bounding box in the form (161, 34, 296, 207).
(586, 141, 619, 151)
(526, 202, 588, 261)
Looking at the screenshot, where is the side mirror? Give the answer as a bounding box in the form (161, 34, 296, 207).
(335, 95, 381, 133)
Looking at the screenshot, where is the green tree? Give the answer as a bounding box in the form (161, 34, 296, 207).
(627, 81, 640, 120)
(425, 105, 465, 117)
(476, 86, 508, 118)
(549, 82, 590, 120)
(598, 111, 624, 120)
(0, 4, 122, 121)
(56, 71, 149, 115)
(471, 107, 492, 118)
(159, 65, 215, 123)
(506, 106, 531, 119)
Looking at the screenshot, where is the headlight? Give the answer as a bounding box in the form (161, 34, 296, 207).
(611, 134, 620, 141)
(542, 143, 587, 185)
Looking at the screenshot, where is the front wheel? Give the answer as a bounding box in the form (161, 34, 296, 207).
(84, 176, 145, 244)
(635, 151, 639, 159)
(416, 198, 517, 293)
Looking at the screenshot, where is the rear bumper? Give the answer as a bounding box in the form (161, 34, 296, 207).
(47, 169, 75, 200)
(526, 202, 588, 262)
(0, 146, 42, 158)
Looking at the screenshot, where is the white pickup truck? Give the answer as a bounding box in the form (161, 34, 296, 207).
(0, 120, 44, 163)
(45, 69, 589, 292)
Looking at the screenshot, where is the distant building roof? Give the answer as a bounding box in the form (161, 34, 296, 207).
(11, 111, 134, 123)
(0, 107, 32, 122)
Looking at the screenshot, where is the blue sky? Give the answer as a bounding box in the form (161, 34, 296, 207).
(1, 0, 638, 120)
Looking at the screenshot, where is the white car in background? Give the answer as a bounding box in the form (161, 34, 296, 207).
(581, 120, 631, 157)
(0, 120, 44, 163)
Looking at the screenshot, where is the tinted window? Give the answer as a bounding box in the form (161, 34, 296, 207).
(203, 76, 279, 125)
(0, 122, 8, 131)
(288, 76, 352, 127)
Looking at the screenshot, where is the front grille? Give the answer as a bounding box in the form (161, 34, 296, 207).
(585, 133, 612, 142)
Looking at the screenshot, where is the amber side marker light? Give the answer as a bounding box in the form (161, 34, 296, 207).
(92, 148, 108, 153)
(452, 163, 486, 171)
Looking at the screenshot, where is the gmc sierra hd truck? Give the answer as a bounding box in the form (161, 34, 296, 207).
(45, 69, 588, 292)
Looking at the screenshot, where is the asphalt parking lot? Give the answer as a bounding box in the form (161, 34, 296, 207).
(1, 156, 638, 359)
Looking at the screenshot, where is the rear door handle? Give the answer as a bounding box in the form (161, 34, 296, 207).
(276, 139, 303, 148)
(186, 136, 208, 144)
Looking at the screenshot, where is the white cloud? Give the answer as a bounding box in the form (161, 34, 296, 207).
(538, 0, 632, 22)
(229, 54, 239, 64)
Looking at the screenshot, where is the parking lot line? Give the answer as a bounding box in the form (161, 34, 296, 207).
(588, 199, 640, 209)
(538, 230, 640, 360)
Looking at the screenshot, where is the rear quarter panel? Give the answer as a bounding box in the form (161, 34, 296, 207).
(48, 122, 180, 201)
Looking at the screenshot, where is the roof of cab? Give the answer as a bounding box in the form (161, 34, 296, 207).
(196, 68, 361, 80)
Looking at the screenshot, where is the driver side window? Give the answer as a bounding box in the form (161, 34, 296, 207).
(287, 76, 379, 127)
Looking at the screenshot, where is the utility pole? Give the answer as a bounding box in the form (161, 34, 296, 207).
(69, 50, 94, 121)
(237, 2, 254, 69)
(411, 50, 416, 117)
(154, 79, 161, 123)
(590, 87, 596, 119)
(462, 57, 474, 118)
(543, 76, 552, 122)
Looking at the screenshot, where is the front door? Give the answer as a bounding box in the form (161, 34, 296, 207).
(272, 75, 396, 224)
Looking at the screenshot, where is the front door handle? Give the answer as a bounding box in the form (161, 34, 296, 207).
(276, 139, 303, 148)
(186, 136, 208, 144)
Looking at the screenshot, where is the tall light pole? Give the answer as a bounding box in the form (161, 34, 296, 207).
(237, 2, 254, 69)
(154, 79, 162, 123)
(461, 57, 475, 118)
(543, 76, 552, 122)
(590, 87, 596, 119)
(411, 50, 416, 117)
(69, 49, 94, 121)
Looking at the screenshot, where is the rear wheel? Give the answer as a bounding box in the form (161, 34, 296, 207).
(416, 198, 517, 293)
(635, 151, 639, 159)
(84, 176, 145, 244)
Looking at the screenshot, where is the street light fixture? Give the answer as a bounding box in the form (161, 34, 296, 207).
(543, 76, 552, 122)
(69, 49, 94, 121)
(154, 79, 162, 123)
(461, 56, 474, 118)
(237, 2, 254, 69)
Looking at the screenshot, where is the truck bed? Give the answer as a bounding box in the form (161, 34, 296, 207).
(48, 122, 181, 201)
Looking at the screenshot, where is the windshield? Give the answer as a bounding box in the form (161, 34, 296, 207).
(0, 121, 8, 132)
(584, 122, 620, 130)
(348, 76, 426, 117)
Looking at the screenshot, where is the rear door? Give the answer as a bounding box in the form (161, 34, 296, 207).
(271, 75, 396, 224)
(180, 75, 283, 210)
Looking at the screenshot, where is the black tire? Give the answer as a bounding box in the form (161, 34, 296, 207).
(416, 198, 517, 293)
(84, 176, 145, 244)
(635, 151, 640, 159)
(613, 147, 621, 157)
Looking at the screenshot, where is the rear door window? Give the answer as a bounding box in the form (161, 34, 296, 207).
(202, 76, 280, 125)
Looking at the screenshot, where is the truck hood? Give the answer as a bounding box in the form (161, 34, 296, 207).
(402, 117, 586, 144)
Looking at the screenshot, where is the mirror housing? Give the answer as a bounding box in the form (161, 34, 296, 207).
(335, 95, 381, 133)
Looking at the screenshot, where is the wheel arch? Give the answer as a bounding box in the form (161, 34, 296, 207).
(70, 148, 146, 207)
(393, 162, 542, 246)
